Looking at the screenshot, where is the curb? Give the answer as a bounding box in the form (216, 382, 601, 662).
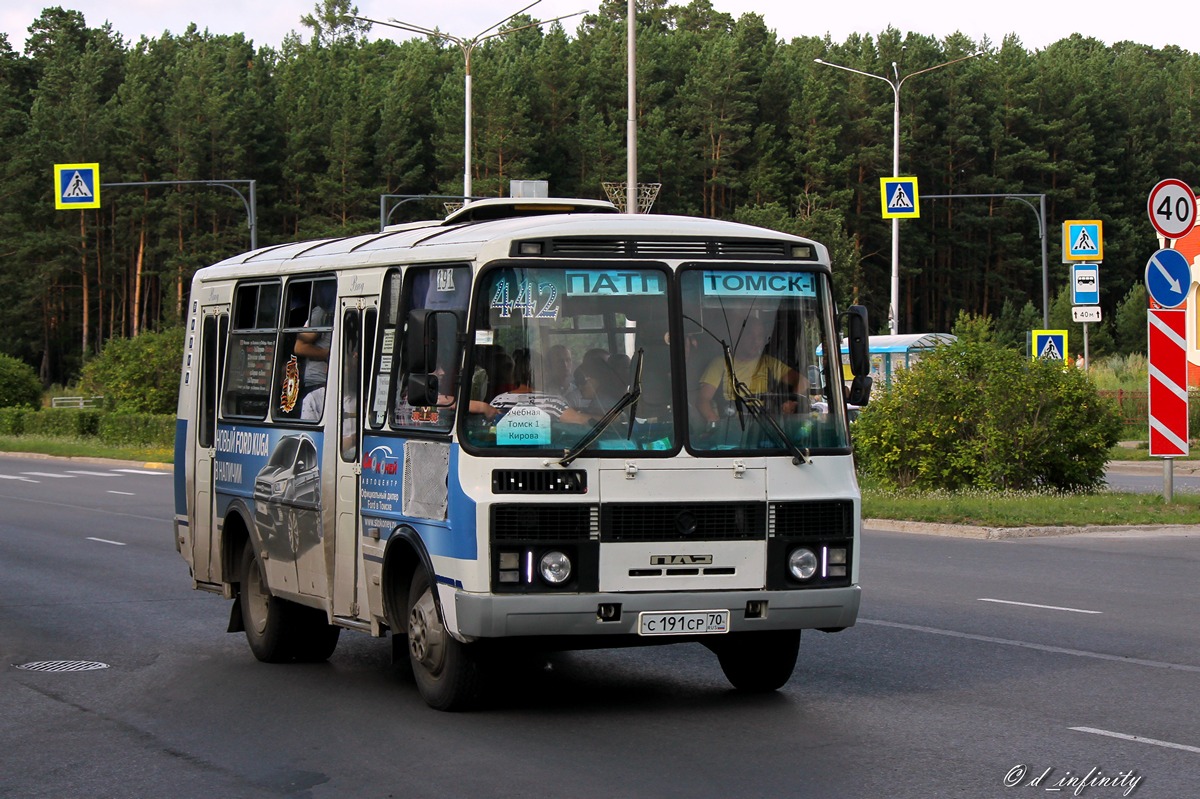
(0, 450, 172, 471)
(865, 518, 1200, 539)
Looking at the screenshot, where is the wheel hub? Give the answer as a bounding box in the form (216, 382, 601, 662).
(408, 588, 446, 674)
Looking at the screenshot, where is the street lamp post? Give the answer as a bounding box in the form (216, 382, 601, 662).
(359, 2, 584, 204)
(814, 51, 981, 334)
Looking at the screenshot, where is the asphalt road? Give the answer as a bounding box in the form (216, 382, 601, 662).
(1, 453, 1197, 798)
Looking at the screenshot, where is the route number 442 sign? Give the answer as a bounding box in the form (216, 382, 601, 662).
(1147, 178, 1197, 240)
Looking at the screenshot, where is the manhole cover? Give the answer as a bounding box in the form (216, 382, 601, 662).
(14, 660, 110, 673)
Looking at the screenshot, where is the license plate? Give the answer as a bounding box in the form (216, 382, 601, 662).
(638, 610, 729, 636)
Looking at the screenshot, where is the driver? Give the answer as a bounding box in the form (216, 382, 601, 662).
(693, 314, 803, 425)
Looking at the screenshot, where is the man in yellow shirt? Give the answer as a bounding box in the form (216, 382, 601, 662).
(693, 315, 802, 425)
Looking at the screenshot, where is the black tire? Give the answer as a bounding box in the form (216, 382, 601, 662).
(238, 541, 340, 663)
(710, 630, 801, 693)
(239, 541, 300, 662)
(406, 569, 483, 711)
(290, 605, 341, 663)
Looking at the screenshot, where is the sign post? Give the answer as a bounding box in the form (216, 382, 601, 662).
(1143, 177, 1195, 502)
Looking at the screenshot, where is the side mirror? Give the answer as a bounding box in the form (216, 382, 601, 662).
(847, 375, 872, 407)
(847, 305, 870, 378)
(405, 309, 437, 374)
(406, 373, 440, 408)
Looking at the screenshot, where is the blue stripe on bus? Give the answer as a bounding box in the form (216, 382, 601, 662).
(174, 419, 188, 517)
(360, 436, 478, 561)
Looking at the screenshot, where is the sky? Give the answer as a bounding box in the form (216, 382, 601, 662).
(3, 0, 1200, 55)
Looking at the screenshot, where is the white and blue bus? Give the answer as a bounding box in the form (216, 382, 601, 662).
(173, 197, 873, 710)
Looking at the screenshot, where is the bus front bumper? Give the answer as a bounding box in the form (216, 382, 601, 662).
(453, 585, 860, 639)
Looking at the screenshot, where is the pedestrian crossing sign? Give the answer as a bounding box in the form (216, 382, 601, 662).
(54, 163, 101, 210)
(880, 177, 920, 219)
(1032, 329, 1068, 362)
(1062, 219, 1103, 262)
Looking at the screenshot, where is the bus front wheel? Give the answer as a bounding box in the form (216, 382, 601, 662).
(709, 630, 801, 692)
(406, 570, 483, 710)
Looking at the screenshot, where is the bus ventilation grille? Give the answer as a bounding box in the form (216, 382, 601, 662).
(491, 504, 598, 542)
(602, 502, 767, 542)
(769, 500, 854, 538)
(533, 237, 793, 259)
(492, 469, 587, 494)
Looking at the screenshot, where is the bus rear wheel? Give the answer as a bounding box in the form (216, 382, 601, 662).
(709, 630, 801, 693)
(238, 541, 339, 663)
(406, 569, 483, 710)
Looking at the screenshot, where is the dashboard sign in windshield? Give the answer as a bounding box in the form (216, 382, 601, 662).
(702, 271, 815, 298)
(565, 270, 666, 296)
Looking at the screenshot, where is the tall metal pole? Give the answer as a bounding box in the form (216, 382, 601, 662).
(815, 52, 980, 334)
(890, 73, 900, 334)
(464, 51, 474, 201)
(626, 0, 637, 213)
(358, 3, 584, 205)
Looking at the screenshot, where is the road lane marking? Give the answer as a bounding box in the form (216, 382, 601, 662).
(0, 475, 38, 482)
(107, 490, 135, 496)
(860, 619, 1200, 673)
(66, 470, 120, 477)
(113, 469, 167, 475)
(1071, 727, 1200, 754)
(86, 537, 126, 546)
(21, 471, 73, 478)
(979, 598, 1102, 614)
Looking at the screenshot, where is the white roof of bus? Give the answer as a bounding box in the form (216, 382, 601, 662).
(198, 204, 825, 277)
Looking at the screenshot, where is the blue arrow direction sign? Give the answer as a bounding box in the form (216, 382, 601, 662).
(1145, 248, 1192, 309)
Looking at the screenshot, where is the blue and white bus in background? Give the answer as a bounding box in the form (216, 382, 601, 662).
(173, 197, 873, 710)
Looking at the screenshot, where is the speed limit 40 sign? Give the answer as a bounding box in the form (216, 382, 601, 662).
(1148, 178, 1197, 240)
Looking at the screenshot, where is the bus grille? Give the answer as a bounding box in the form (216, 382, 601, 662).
(770, 500, 854, 538)
(601, 502, 766, 542)
(491, 504, 598, 542)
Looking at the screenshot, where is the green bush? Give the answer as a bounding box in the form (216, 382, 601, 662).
(81, 328, 184, 414)
(22, 408, 102, 438)
(0, 354, 42, 408)
(853, 340, 1122, 492)
(98, 413, 175, 447)
(0, 407, 31, 435)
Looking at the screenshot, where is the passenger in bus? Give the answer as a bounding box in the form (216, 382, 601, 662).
(567, 349, 623, 416)
(693, 314, 804, 426)
(488, 347, 593, 425)
(295, 285, 333, 420)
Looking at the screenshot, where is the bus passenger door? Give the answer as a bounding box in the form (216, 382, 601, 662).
(333, 305, 373, 619)
(193, 310, 227, 583)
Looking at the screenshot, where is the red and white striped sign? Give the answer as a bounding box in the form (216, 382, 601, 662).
(1148, 309, 1189, 457)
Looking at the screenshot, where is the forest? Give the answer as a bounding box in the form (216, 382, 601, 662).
(1, 0, 1198, 386)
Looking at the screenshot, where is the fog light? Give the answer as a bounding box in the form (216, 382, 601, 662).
(828, 548, 847, 565)
(788, 547, 818, 581)
(539, 550, 572, 584)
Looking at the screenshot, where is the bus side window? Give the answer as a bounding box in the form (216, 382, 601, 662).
(222, 282, 279, 420)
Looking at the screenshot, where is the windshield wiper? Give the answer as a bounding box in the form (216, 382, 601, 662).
(721, 342, 810, 466)
(559, 349, 644, 466)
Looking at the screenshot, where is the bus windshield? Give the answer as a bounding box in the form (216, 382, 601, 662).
(681, 267, 849, 454)
(463, 264, 676, 453)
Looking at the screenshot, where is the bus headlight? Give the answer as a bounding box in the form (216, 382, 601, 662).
(539, 550, 573, 585)
(788, 547, 818, 581)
